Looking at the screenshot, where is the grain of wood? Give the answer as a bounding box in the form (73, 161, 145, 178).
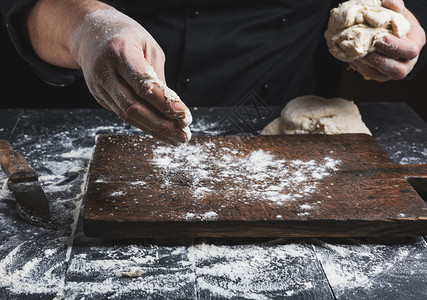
(84, 134, 427, 238)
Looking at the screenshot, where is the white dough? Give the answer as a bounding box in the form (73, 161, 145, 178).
(324, 0, 410, 62)
(260, 118, 281, 135)
(261, 95, 371, 135)
(116, 268, 144, 278)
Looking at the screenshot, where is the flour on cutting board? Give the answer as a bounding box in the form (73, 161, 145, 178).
(152, 142, 340, 214)
(2, 110, 426, 299)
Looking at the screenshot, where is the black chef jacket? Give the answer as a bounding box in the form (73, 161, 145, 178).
(2, 0, 427, 107)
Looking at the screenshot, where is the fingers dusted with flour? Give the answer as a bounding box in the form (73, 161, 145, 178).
(70, 8, 193, 144)
(325, 0, 426, 82)
(25, 0, 192, 145)
(357, 0, 426, 81)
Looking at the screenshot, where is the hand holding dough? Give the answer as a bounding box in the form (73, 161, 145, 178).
(261, 96, 371, 135)
(349, 0, 426, 81)
(324, 0, 410, 62)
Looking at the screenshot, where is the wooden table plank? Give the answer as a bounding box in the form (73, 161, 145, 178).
(193, 239, 334, 299)
(0, 108, 23, 141)
(358, 103, 427, 166)
(314, 237, 427, 300)
(0, 104, 426, 299)
(0, 109, 122, 298)
(63, 240, 197, 299)
(319, 103, 427, 299)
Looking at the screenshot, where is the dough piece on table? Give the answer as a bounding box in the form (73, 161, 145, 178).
(260, 118, 281, 135)
(261, 95, 371, 135)
(324, 0, 410, 62)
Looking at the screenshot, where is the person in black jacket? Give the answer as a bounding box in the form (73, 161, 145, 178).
(1, 0, 426, 144)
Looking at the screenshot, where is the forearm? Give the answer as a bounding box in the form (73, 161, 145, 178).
(25, 0, 111, 69)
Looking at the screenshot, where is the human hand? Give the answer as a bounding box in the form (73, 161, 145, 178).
(69, 9, 192, 145)
(349, 0, 426, 82)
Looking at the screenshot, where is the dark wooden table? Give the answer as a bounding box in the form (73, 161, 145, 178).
(0, 103, 426, 299)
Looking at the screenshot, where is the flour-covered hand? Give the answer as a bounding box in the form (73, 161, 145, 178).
(351, 0, 426, 81)
(69, 9, 192, 144)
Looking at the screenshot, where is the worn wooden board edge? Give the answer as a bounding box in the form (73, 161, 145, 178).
(83, 218, 427, 239)
(83, 134, 427, 239)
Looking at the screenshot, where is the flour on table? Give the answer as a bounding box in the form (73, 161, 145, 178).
(262, 95, 371, 135)
(324, 0, 410, 62)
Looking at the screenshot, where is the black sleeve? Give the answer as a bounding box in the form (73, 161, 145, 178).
(1, 0, 80, 86)
(404, 0, 427, 79)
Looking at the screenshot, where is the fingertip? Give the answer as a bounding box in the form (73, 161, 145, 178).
(163, 122, 192, 145)
(169, 100, 187, 114)
(177, 107, 193, 127)
(182, 127, 192, 143)
(137, 66, 192, 125)
(165, 96, 192, 127)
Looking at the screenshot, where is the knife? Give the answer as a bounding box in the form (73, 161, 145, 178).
(0, 140, 53, 229)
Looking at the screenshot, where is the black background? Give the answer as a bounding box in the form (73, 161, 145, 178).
(1, 17, 426, 121)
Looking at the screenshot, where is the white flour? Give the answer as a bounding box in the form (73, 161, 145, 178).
(189, 243, 321, 299)
(1, 112, 426, 299)
(189, 117, 225, 136)
(152, 142, 340, 210)
(0, 118, 95, 297)
(61, 148, 93, 159)
(374, 125, 427, 165)
(60, 242, 325, 299)
(314, 238, 427, 297)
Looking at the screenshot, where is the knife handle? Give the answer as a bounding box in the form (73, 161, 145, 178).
(0, 140, 38, 182)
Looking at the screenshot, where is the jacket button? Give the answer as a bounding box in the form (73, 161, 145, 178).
(190, 10, 200, 18)
(280, 17, 287, 25)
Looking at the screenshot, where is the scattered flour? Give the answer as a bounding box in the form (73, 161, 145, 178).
(111, 191, 125, 197)
(189, 243, 322, 299)
(44, 249, 56, 257)
(314, 239, 427, 297)
(300, 204, 314, 210)
(1, 110, 425, 299)
(374, 125, 427, 165)
(60, 242, 326, 299)
(200, 211, 219, 220)
(152, 142, 340, 208)
(189, 117, 225, 136)
(0, 181, 12, 199)
(61, 148, 93, 159)
(184, 212, 219, 221)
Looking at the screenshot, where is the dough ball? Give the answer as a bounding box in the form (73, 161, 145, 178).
(324, 0, 410, 62)
(260, 118, 281, 135)
(261, 95, 371, 135)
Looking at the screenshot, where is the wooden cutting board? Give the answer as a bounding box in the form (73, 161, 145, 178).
(83, 134, 427, 238)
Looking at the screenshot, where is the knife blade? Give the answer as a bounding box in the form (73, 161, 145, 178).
(0, 140, 53, 229)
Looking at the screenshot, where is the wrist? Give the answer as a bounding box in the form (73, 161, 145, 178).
(25, 0, 111, 69)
